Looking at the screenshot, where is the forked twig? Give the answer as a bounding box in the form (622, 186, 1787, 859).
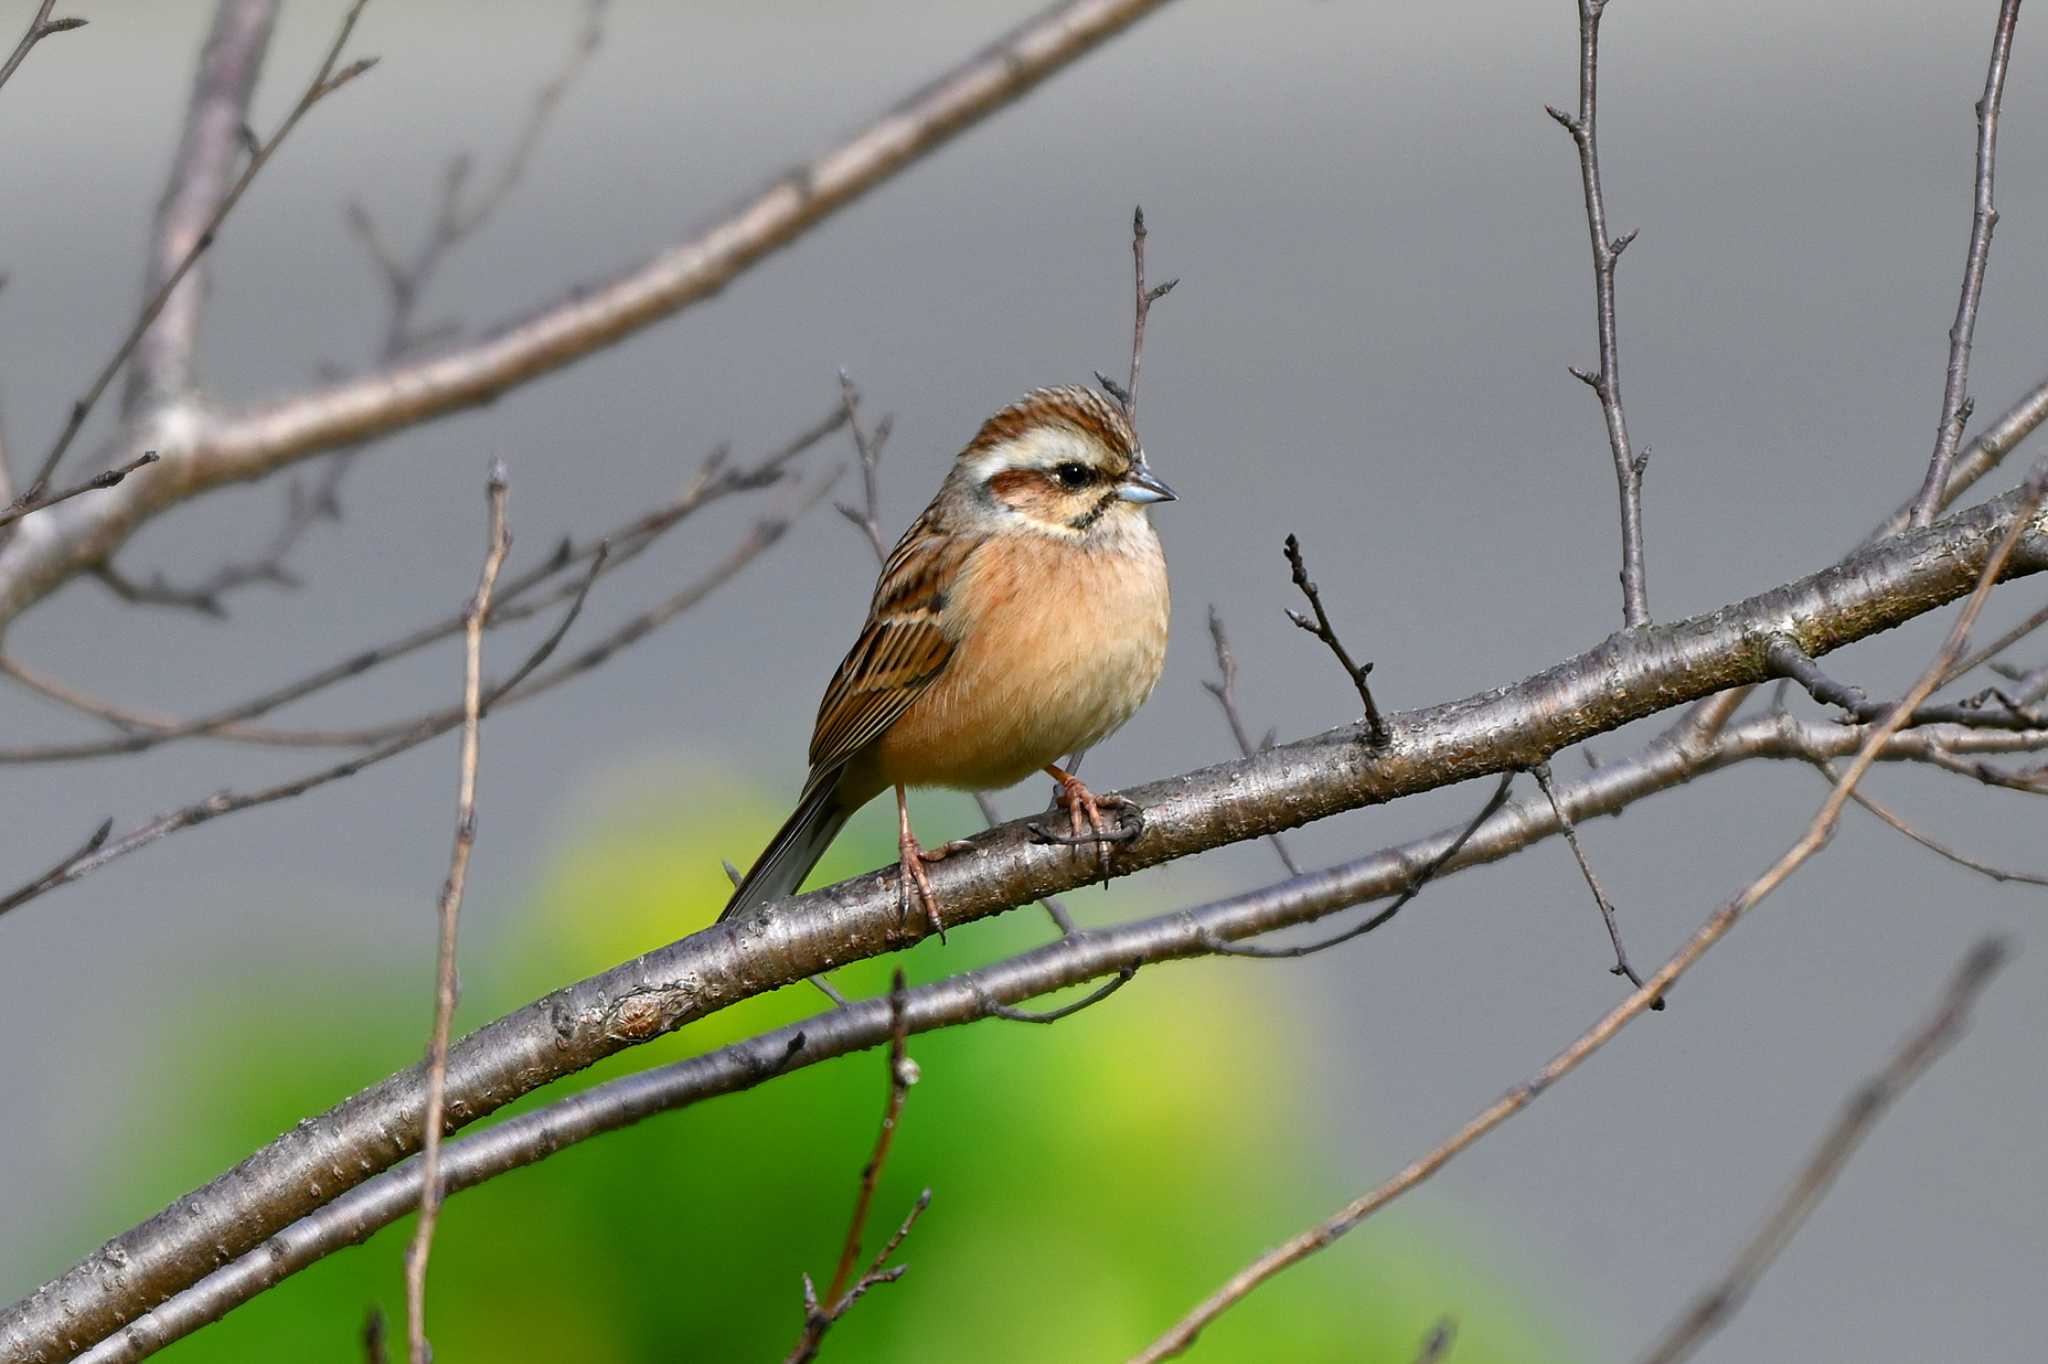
(403, 464, 512, 1364)
(784, 971, 930, 1364)
(0, 1, 84, 98)
(1282, 533, 1387, 746)
(1635, 938, 2012, 1364)
(1096, 205, 1177, 418)
(1547, 0, 1650, 627)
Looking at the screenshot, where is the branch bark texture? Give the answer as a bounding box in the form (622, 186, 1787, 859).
(11, 483, 2048, 1362)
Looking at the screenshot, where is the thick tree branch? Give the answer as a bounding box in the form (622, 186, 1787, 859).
(1908, 0, 2024, 528)
(1635, 937, 2012, 1364)
(58, 707, 2048, 1363)
(1130, 468, 2046, 1362)
(15, 483, 2048, 1362)
(0, 0, 1180, 628)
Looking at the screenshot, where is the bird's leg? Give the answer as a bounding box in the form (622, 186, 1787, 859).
(895, 784, 949, 943)
(1041, 762, 1140, 879)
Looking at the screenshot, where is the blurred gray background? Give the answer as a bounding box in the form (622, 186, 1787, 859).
(4, 1, 2046, 1358)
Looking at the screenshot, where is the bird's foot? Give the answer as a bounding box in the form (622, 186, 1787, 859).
(1032, 767, 1143, 880)
(897, 826, 950, 943)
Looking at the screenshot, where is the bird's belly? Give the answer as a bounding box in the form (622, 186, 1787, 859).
(868, 536, 1169, 792)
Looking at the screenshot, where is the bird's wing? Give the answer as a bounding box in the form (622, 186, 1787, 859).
(808, 513, 983, 774)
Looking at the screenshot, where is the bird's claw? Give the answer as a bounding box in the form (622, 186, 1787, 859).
(897, 829, 947, 943)
(1035, 774, 1143, 880)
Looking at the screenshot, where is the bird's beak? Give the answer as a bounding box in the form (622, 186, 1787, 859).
(1117, 465, 1178, 504)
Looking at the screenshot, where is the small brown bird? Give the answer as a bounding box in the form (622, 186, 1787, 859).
(720, 384, 1175, 932)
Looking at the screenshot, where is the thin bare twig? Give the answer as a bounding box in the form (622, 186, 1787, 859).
(785, 971, 929, 1364)
(402, 464, 511, 1364)
(833, 373, 893, 564)
(1202, 607, 1301, 874)
(0, 545, 604, 920)
(0, 1, 84, 98)
(1767, 634, 2044, 730)
(1200, 772, 1514, 959)
(1530, 760, 1660, 1004)
(1636, 938, 2012, 1364)
(1547, 0, 1650, 627)
(21, 0, 376, 502)
(137, 1, 611, 610)
(1096, 205, 1176, 418)
(1412, 1318, 1457, 1364)
(1939, 594, 2048, 686)
(1129, 465, 2048, 1364)
(3, 408, 841, 760)
(1909, 0, 2025, 529)
(361, 1308, 388, 1364)
(1810, 759, 2048, 888)
(978, 963, 1137, 1023)
(0, 817, 112, 916)
(0, 453, 157, 531)
(1282, 533, 1387, 745)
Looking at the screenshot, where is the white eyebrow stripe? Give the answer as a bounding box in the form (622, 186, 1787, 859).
(963, 425, 1103, 484)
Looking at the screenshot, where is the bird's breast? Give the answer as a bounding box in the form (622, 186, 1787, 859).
(869, 525, 1169, 792)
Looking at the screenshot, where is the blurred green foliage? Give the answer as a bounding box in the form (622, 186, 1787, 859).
(82, 778, 1571, 1362)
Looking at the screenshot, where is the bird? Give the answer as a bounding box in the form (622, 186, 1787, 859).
(719, 383, 1176, 936)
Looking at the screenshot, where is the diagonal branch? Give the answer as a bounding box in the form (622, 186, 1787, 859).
(1635, 937, 2012, 1364)
(15, 482, 2048, 1361)
(1908, 0, 2025, 528)
(58, 709, 2048, 1364)
(0, 0, 1183, 629)
(1128, 463, 2048, 1364)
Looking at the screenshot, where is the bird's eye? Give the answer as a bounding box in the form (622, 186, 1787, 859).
(1052, 462, 1095, 489)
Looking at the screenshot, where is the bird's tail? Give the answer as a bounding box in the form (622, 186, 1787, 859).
(719, 771, 851, 923)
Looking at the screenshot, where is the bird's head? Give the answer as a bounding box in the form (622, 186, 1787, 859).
(952, 384, 1176, 541)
